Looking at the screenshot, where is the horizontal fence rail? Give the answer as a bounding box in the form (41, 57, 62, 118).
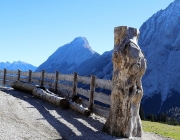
(0, 69, 112, 117)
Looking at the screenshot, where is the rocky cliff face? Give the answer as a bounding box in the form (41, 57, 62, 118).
(139, 0, 180, 115)
(0, 61, 37, 71)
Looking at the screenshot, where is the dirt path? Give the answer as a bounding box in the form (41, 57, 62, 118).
(0, 88, 174, 140)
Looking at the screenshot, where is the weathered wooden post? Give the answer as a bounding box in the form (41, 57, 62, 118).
(28, 70, 32, 83)
(40, 70, 45, 86)
(17, 69, 21, 81)
(88, 75, 96, 112)
(102, 26, 147, 138)
(72, 72, 78, 96)
(3, 68, 6, 87)
(54, 71, 59, 94)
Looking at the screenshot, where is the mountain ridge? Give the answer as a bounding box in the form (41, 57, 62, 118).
(0, 61, 37, 71)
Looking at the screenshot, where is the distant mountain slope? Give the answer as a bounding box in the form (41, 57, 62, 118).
(73, 50, 113, 79)
(139, 0, 180, 115)
(0, 61, 37, 71)
(35, 37, 99, 74)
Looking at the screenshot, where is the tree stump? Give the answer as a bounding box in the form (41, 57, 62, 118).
(102, 26, 147, 138)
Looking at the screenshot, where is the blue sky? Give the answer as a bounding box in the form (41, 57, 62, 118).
(0, 0, 174, 66)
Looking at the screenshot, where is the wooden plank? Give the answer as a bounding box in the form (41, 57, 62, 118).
(0, 70, 4, 73)
(81, 98, 89, 107)
(94, 92, 111, 105)
(31, 72, 41, 78)
(20, 71, 29, 76)
(0, 75, 3, 79)
(93, 104, 110, 118)
(89, 75, 96, 111)
(58, 74, 74, 82)
(6, 70, 18, 75)
(57, 83, 72, 91)
(5, 80, 13, 87)
(95, 78, 112, 90)
(55, 89, 70, 99)
(77, 76, 91, 85)
(31, 78, 41, 85)
(44, 80, 54, 88)
(6, 76, 17, 81)
(80, 98, 109, 118)
(20, 77, 28, 83)
(76, 88, 90, 99)
(0, 80, 2, 86)
(44, 73, 56, 80)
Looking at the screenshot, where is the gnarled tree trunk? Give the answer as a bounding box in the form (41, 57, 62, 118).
(102, 26, 147, 138)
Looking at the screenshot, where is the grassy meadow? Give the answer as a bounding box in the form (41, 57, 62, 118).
(142, 121, 180, 140)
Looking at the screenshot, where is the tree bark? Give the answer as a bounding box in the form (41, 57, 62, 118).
(32, 88, 69, 109)
(11, 81, 36, 93)
(69, 101, 91, 117)
(102, 26, 147, 138)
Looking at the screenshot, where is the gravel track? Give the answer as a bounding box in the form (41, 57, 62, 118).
(0, 88, 174, 140)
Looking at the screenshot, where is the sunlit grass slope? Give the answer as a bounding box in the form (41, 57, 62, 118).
(142, 121, 180, 140)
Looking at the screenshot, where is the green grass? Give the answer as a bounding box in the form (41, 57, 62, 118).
(142, 121, 180, 140)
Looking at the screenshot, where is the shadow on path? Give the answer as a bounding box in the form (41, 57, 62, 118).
(2, 89, 117, 140)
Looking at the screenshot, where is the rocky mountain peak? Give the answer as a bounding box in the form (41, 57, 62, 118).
(69, 37, 95, 54)
(35, 37, 99, 73)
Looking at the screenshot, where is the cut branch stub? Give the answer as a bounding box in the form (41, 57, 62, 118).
(103, 26, 147, 138)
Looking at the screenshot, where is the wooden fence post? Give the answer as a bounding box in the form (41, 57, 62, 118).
(41, 70, 45, 86)
(3, 68, 6, 87)
(28, 70, 32, 83)
(17, 69, 21, 81)
(54, 71, 59, 94)
(72, 72, 78, 96)
(88, 75, 96, 112)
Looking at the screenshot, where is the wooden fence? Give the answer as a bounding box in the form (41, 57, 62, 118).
(0, 69, 112, 117)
